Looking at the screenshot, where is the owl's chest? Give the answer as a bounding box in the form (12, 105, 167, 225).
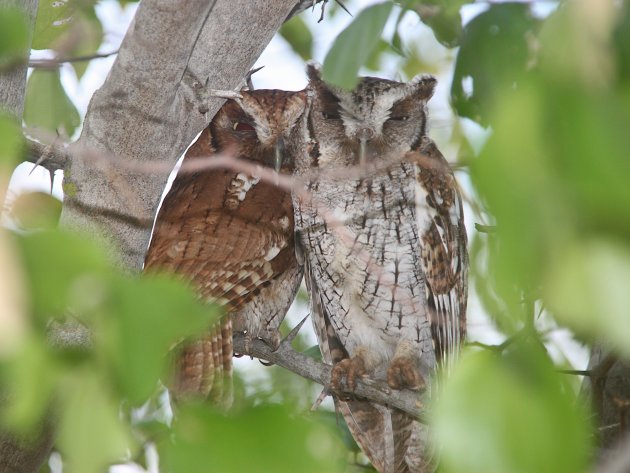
(299, 164, 429, 337)
(302, 164, 420, 255)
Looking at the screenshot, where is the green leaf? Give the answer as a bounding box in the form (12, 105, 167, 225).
(303, 344, 322, 361)
(434, 345, 592, 473)
(163, 404, 344, 473)
(0, 335, 60, 433)
(364, 39, 398, 72)
(322, 2, 394, 89)
(23, 69, 81, 136)
(414, 1, 465, 48)
(58, 372, 132, 473)
(279, 15, 313, 61)
(0, 7, 29, 69)
(0, 114, 24, 168)
(470, 85, 554, 325)
(102, 274, 219, 404)
(17, 231, 112, 320)
(545, 239, 630, 358)
(33, 0, 76, 50)
(314, 409, 360, 453)
(451, 3, 539, 124)
(10, 192, 62, 230)
(64, 7, 104, 79)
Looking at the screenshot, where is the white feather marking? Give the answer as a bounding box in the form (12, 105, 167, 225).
(264, 246, 281, 261)
(235, 173, 261, 201)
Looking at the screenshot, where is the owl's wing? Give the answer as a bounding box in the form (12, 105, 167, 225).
(306, 264, 427, 473)
(145, 129, 300, 403)
(412, 138, 468, 370)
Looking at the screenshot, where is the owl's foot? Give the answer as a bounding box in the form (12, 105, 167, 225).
(259, 327, 282, 352)
(331, 356, 367, 392)
(387, 356, 425, 390)
(234, 327, 282, 357)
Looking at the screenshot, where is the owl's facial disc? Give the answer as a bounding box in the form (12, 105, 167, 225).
(308, 69, 437, 165)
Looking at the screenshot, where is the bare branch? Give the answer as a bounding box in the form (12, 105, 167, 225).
(232, 332, 426, 421)
(28, 50, 119, 69)
(24, 136, 69, 173)
(474, 223, 497, 234)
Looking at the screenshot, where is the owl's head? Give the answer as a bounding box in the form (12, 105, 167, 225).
(305, 64, 436, 166)
(210, 89, 307, 172)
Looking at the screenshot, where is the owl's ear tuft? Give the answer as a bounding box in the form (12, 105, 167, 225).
(410, 74, 437, 101)
(306, 62, 323, 83)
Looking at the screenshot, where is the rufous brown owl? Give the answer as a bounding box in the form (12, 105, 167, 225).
(144, 89, 306, 404)
(293, 65, 468, 473)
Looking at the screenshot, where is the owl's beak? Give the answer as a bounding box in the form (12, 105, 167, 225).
(358, 128, 373, 166)
(274, 137, 285, 172)
(359, 135, 367, 167)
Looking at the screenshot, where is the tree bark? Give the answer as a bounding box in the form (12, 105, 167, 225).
(0, 0, 37, 120)
(584, 347, 630, 456)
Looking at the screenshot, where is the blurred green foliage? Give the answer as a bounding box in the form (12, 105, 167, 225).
(0, 7, 30, 70)
(434, 342, 592, 473)
(0, 115, 24, 168)
(412, 0, 466, 48)
(33, 0, 79, 50)
(163, 403, 344, 473)
(63, 6, 103, 79)
(25, 0, 104, 137)
(451, 3, 540, 125)
(322, 2, 393, 89)
(280, 15, 314, 61)
(8, 192, 62, 231)
(23, 69, 81, 136)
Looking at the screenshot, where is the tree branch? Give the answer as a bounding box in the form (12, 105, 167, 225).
(24, 136, 68, 173)
(28, 50, 119, 68)
(232, 333, 426, 421)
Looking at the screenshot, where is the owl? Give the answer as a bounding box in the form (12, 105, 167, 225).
(294, 65, 468, 473)
(144, 89, 306, 404)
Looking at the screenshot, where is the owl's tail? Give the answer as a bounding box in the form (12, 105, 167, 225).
(337, 399, 433, 473)
(307, 270, 433, 473)
(171, 316, 234, 407)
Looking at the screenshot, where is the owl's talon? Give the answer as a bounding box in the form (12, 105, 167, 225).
(260, 328, 282, 352)
(387, 356, 425, 391)
(331, 356, 366, 392)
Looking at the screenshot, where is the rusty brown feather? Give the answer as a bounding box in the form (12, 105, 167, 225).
(145, 90, 306, 404)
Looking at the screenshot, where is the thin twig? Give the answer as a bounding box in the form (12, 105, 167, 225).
(28, 50, 119, 68)
(474, 223, 496, 234)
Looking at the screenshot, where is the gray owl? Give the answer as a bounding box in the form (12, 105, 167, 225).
(293, 65, 468, 473)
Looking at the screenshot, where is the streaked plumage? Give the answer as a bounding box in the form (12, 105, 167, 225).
(294, 65, 467, 472)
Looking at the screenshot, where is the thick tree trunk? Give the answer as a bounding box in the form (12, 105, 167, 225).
(0, 0, 37, 120)
(60, 0, 297, 271)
